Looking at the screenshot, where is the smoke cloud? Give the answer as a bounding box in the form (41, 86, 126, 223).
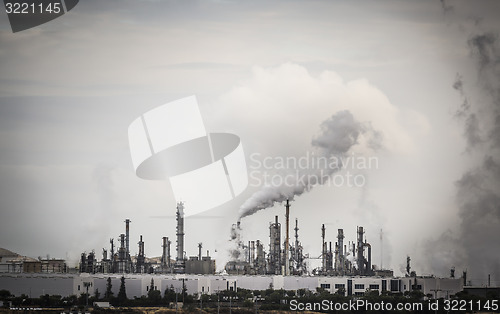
(238, 110, 381, 219)
(453, 74, 482, 150)
(440, 0, 453, 15)
(454, 32, 500, 284)
(426, 10, 500, 283)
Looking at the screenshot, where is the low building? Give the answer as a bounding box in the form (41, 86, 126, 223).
(0, 273, 464, 300)
(185, 256, 216, 275)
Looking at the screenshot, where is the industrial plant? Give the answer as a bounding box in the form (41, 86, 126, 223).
(0, 199, 495, 306)
(71, 199, 384, 278)
(226, 200, 380, 278)
(76, 202, 215, 276)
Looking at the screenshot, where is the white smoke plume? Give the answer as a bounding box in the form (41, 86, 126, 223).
(238, 110, 382, 220)
(424, 3, 500, 284)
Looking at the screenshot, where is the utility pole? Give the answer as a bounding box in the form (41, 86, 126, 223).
(430, 288, 441, 314)
(175, 288, 178, 314)
(217, 290, 220, 314)
(83, 282, 91, 309)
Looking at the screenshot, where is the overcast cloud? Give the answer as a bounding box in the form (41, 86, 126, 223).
(0, 0, 499, 284)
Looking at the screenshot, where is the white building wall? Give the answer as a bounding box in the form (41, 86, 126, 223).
(0, 274, 74, 297)
(273, 275, 284, 290)
(0, 273, 464, 299)
(73, 273, 95, 296)
(284, 276, 318, 291)
(198, 276, 211, 295)
(210, 276, 229, 293)
(229, 275, 272, 291)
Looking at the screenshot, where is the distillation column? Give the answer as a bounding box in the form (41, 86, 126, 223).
(357, 226, 365, 275)
(174, 202, 185, 273)
(336, 229, 344, 274)
(162, 237, 168, 269)
(269, 215, 281, 274)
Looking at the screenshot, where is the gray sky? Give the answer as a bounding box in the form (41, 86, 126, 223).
(0, 0, 499, 284)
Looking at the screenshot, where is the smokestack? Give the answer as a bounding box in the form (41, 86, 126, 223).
(250, 241, 255, 267)
(337, 229, 344, 260)
(176, 202, 185, 262)
(125, 219, 131, 257)
(406, 256, 411, 277)
(328, 241, 333, 271)
(110, 238, 114, 261)
(294, 219, 299, 262)
(380, 229, 383, 270)
(175, 202, 185, 273)
(167, 237, 171, 268)
(162, 237, 168, 268)
(285, 199, 290, 276)
(198, 243, 202, 260)
(366, 242, 371, 274)
(335, 229, 344, 274)
(136, 235, 145, 273)
(138, 235, 144, 257)
(357, 226, 364, 275)
(321, 224, 326, 272)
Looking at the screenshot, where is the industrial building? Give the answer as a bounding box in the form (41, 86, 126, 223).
(0, 200, 479, 302)
(0, 273, 464, 300)
(225, 200, 379, 277)
(76, 202, 215, 275)
(0, 248, 67, 274)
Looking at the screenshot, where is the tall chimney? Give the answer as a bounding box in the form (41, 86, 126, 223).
(110, 238, 114, 259)
(337, 229, 344, 257)
(167, 237, 171, 268)
(120, 233, 125, 249)
(284, 199, 290, 276)
(138, 235, 144, 257)
(357, 226, 364, 275)
(294, 219, 299, 262)
(198, 243, 202, 260)
(337, 229, 344, 274)
(321, 224, 326, 272)
(250, 241, 255, 266)
(406, 256, 411, 277)
(125, 219, 131, 257)
(176, 202, 185, 263)
(162, 237, 168, 268)
(366, 242, 371, 274)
